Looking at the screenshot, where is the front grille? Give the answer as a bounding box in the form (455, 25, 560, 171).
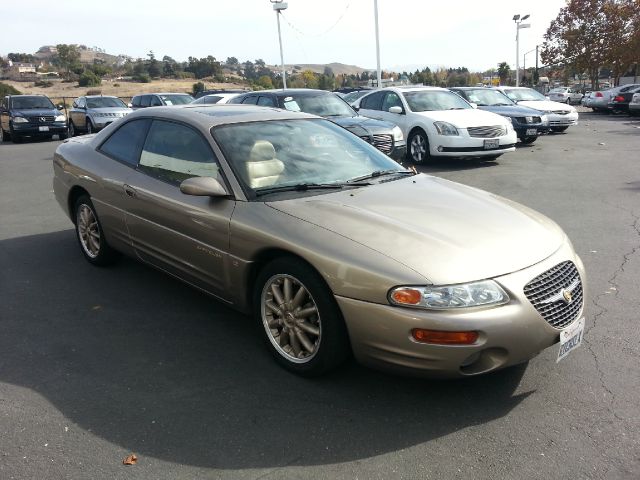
(467, 125, 506, 138)
(552, 110, 570, 115)
(523, 261, 583, 329)
(360, 134, 393, 154)
(26, 115, 55, 123)
(514, 116, 543, 124)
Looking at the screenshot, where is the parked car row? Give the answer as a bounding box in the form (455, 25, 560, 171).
(582, 83, 640, 113)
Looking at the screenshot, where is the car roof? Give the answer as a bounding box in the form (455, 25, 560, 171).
(241, 89, 335, 97)
(123, 104, 318, 128)
(85, 95, 120, 99)
(143, 92, 193, 96)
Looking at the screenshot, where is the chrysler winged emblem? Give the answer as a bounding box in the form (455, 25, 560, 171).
(541, 279, 579, 305)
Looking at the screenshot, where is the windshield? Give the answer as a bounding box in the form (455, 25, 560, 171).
(459, 89, 515, 106)
(160, 94, 194, 105)
(503, 88, 547, 102)
(403, 90, 471, 112)
(282, 93, 356, 117)
(86, 97, 127, 108)
(549, 88, 568, 93)
(212, 119, 405, 197)
(343, 90, 371, 103)
(11, 96, 55, 109)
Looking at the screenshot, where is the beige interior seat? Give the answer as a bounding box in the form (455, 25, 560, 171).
(246, 140, 284, 188)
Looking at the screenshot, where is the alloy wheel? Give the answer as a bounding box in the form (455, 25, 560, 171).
(410, 133, 427, 163)
(261, 274, 322, 363)
(76, 204, 101, 258)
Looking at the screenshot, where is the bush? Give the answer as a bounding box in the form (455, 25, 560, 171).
(0, 82, 22, 96)
(133, 73, 150, 83)
(113, 83, 120, 87)
(86, 89, 102, 95)
(78, 70, 101, 87)
(34, 80, 53, 88)
(176, 71, 195, 79)
(192, 81, 205, 96)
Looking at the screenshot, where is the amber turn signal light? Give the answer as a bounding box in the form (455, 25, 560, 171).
(390, 288, 422, 305)
(411, 329, 479, 345)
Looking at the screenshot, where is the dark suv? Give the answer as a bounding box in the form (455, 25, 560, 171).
(0, 95, 67, 143)
(229, 89, 407, 161)
(130, 93, 194, 109)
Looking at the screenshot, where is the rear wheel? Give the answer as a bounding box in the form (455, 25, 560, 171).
(407, 129, 430, 164)
(254, 257, 350, 376)
(74, 195, 119, 266)
(521, 136, 537, 144)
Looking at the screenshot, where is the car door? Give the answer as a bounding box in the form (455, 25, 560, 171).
(70, 97, 86, 127)
(122, 118, 235, 297)
(357, 91, 385, 120)
(374, 91, 410, 134)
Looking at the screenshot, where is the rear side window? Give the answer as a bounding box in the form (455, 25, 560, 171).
(242, 95, 259, 105)
(140, 95, 151, 107)
(99, 119, 150, 166)
(360, 91, 384, 110)
(150, 96, 163, 107)
(205, 96, 222, 104)
(257, 96, 276, 107)
(131, 96, 141, 108)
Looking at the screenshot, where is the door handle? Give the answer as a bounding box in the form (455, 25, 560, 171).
(123, 184, 137, 198)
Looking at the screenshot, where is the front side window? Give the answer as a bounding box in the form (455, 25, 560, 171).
(359, 91, 384, 111)
(99, 119, 150, 166)
(242, 95, 259, 105)
(131, 96, 142, 108)
(140, 95, 151, 107)
(159, 94, 194, 105)
(138, 120, 219, 185)
(150, 96, 163, 107)
(77, 97, 86, 108)
(381, 92, 403, 111)
(257, 96, 276, 107)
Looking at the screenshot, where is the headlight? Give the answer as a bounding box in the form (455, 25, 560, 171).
(93, 112, 105, 117)
(389, 280, 509, 310)
(55, 114, 66, 122)
(12, 116, 28, 123)
(540, 114, 549, 124)
(433, 121, 459, 136)
(391, 126, 404, 142)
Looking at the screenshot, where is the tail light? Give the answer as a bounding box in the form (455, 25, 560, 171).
(613, 95, 624, 102)
(595, 92, 603, 97)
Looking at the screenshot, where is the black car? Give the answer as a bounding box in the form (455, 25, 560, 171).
(0, 95, 67, 143)
(607, 85, 640, 113)
(450, 87, 549, 144)
(229, 89, 407, 160)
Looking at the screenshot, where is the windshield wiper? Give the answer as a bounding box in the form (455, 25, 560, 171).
(255, 182, 372, 197)
(448, 107, 466, 110)
(347, 169, 415, 183)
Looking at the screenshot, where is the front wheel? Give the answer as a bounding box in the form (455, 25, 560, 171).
(68, 122, 76, 137)
(86, 118, 94, 134)
(407, 129, 430, 164)
(521, 136, 537, 144)
(74, 195, 119, 266)
(255, 257, 350, 376)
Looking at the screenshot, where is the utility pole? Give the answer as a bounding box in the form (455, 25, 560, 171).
(513, 14, 530, 87)
(271, 0, 288, 89)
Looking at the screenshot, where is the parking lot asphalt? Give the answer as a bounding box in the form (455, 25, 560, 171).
(1, 113, 639, 480)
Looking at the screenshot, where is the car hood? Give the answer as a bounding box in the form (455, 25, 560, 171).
(514, 100, 573, 112)
(413, 109, 509, 128)
(88, 107, 133, 114)
(11, 108, 59, 116)
(267, 174, 564, 285)
(478, 105, 544, 116)
(330, 115, 395, 135)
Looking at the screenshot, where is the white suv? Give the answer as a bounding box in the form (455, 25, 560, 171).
(356, 86, 517, 163)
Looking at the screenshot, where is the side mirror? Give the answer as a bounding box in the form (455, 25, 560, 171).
(469, 102, 478, 109)
(127, 103, 133, 108)
(545, 96, 550, 101)
(352, 105, 360, 112)
(57, 104, 64, 110)
(180, 176, 229, 197)
(388, 106, 403, 114)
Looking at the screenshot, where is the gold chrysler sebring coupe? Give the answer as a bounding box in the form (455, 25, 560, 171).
(53, 105, 586, 377)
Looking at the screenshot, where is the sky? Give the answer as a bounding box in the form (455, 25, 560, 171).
(0, 0, 568, 72)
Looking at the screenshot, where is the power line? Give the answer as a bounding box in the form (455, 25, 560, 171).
(280, 2, 351, 38)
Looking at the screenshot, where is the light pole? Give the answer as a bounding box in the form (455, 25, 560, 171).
(523, 47, 537, 85)
(374, 0, 382, 89)
(513, 14, 530, 87)
(271, 0, 288, 89)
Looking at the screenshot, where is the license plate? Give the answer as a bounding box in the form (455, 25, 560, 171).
(38, 126, 49, 132)
(483, 139, 499, 149)
(526, 128, 537, 136)
(557, 317, 585, 362)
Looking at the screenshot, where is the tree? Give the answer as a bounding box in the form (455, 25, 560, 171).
(8, 53, 35, 63)
(78, 70, 101, 87)
(55, 44, 81, 78)
(226, 57, 239, 65)
(301, 70, 319, 88)
(256, 75, 273, 89)
(497, 62, 511, 85)
(192, 81, 205, 96)
(147, 51, 161, 78)
(0, 82, 22, 97)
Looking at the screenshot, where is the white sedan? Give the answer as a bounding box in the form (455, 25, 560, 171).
(548, 87, 583, 104)
(494, 87, 579, 132)
(356, 86, 517, 163)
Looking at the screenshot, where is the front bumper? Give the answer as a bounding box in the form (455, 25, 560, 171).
(430, 129, 518, 158)
(336, 243, 586, 377)
(547, 111, 579, 127)
(513, 123, 549, 138)
(389, 143, 407, 162)
(12, 122, 67, 136)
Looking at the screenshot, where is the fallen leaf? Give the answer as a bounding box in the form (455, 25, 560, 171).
(123, 454, 138, 465)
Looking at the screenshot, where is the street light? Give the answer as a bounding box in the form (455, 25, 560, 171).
(513, 13, 530, 87)
(373, 0, 382, 89)
(270, 0, 288, 89)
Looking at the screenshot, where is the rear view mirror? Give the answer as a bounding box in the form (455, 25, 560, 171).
(388, 106, 403, 114)
(180, 177, 229, 197)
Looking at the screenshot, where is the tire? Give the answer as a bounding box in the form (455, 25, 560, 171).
(58, 133, 68, 140)
(521, 136, 537, 144)
(86, 118, 94, 134)
(254, 256, 350, 376)
(0, 126, 7, 142)
(68, 122, 76, 137)
(73, 195, 119, 266)
(407, 129, 430, 164)
(551, 126, 569, 133)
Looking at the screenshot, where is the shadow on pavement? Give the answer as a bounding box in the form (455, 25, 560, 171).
(0, 230, 532, 469)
